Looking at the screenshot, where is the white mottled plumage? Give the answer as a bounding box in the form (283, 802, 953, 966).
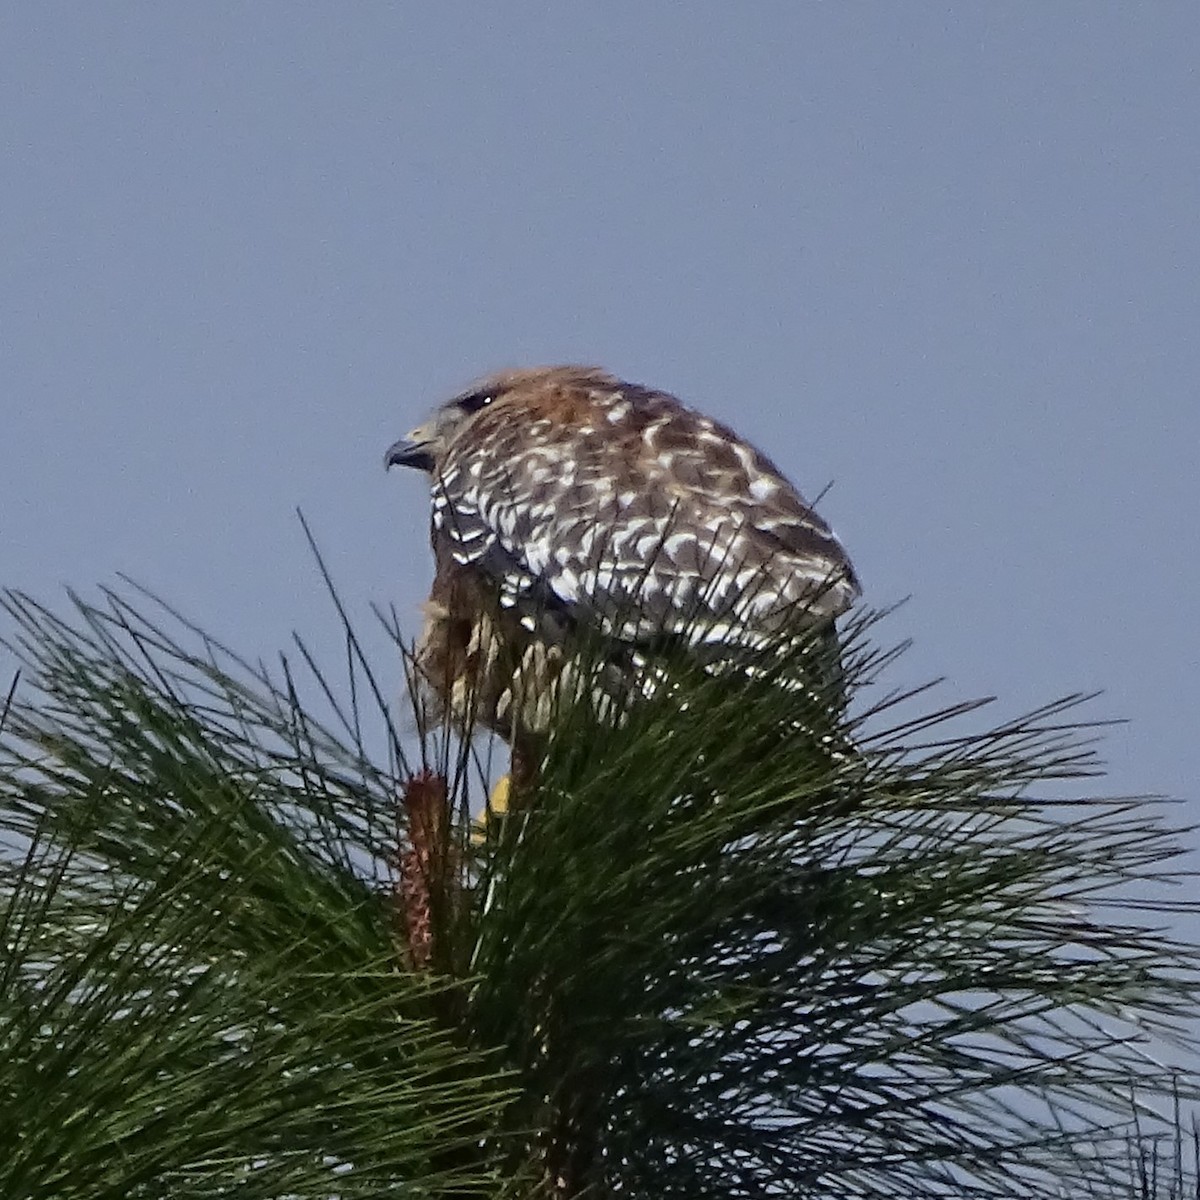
(386, 365, 860, 747)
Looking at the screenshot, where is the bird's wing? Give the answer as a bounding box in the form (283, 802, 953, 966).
(432, 410, 858, 648)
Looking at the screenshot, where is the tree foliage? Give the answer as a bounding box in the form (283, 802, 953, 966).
(0, 577, 1196, 1197)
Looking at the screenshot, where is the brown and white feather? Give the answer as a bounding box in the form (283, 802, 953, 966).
(391, 366, 860, 741)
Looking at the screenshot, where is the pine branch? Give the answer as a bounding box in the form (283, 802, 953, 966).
(0, 587, 516, 1198)
(465, 611, 1200, 1197)
(1, 581, 1197, 1198)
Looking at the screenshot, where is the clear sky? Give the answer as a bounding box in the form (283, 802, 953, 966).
(2, 8, 1196, 879)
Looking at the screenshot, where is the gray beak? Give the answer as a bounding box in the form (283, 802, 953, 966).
(384, 437, 434, 471)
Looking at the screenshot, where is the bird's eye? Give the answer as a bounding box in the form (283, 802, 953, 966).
(458, 391, 494, 414)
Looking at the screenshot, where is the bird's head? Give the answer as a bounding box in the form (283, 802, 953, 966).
(384, 383, 498, 474)
(384, 366, 620, 474)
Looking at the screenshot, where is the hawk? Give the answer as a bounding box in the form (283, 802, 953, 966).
(386, 366, 859, 787)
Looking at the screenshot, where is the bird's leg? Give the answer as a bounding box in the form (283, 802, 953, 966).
(486, 772, 513, 818)
(470, 773, 513, 846)
(508, 736, 539, 799)
(473, 737, 539, 843)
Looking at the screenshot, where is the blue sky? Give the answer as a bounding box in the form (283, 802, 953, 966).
(2, 7, 1196, 878)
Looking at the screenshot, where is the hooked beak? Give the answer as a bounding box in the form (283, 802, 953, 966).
(384, 436, 434, 471)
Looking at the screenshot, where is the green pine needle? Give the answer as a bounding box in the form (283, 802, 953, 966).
(0, 574, 1197, 1198)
